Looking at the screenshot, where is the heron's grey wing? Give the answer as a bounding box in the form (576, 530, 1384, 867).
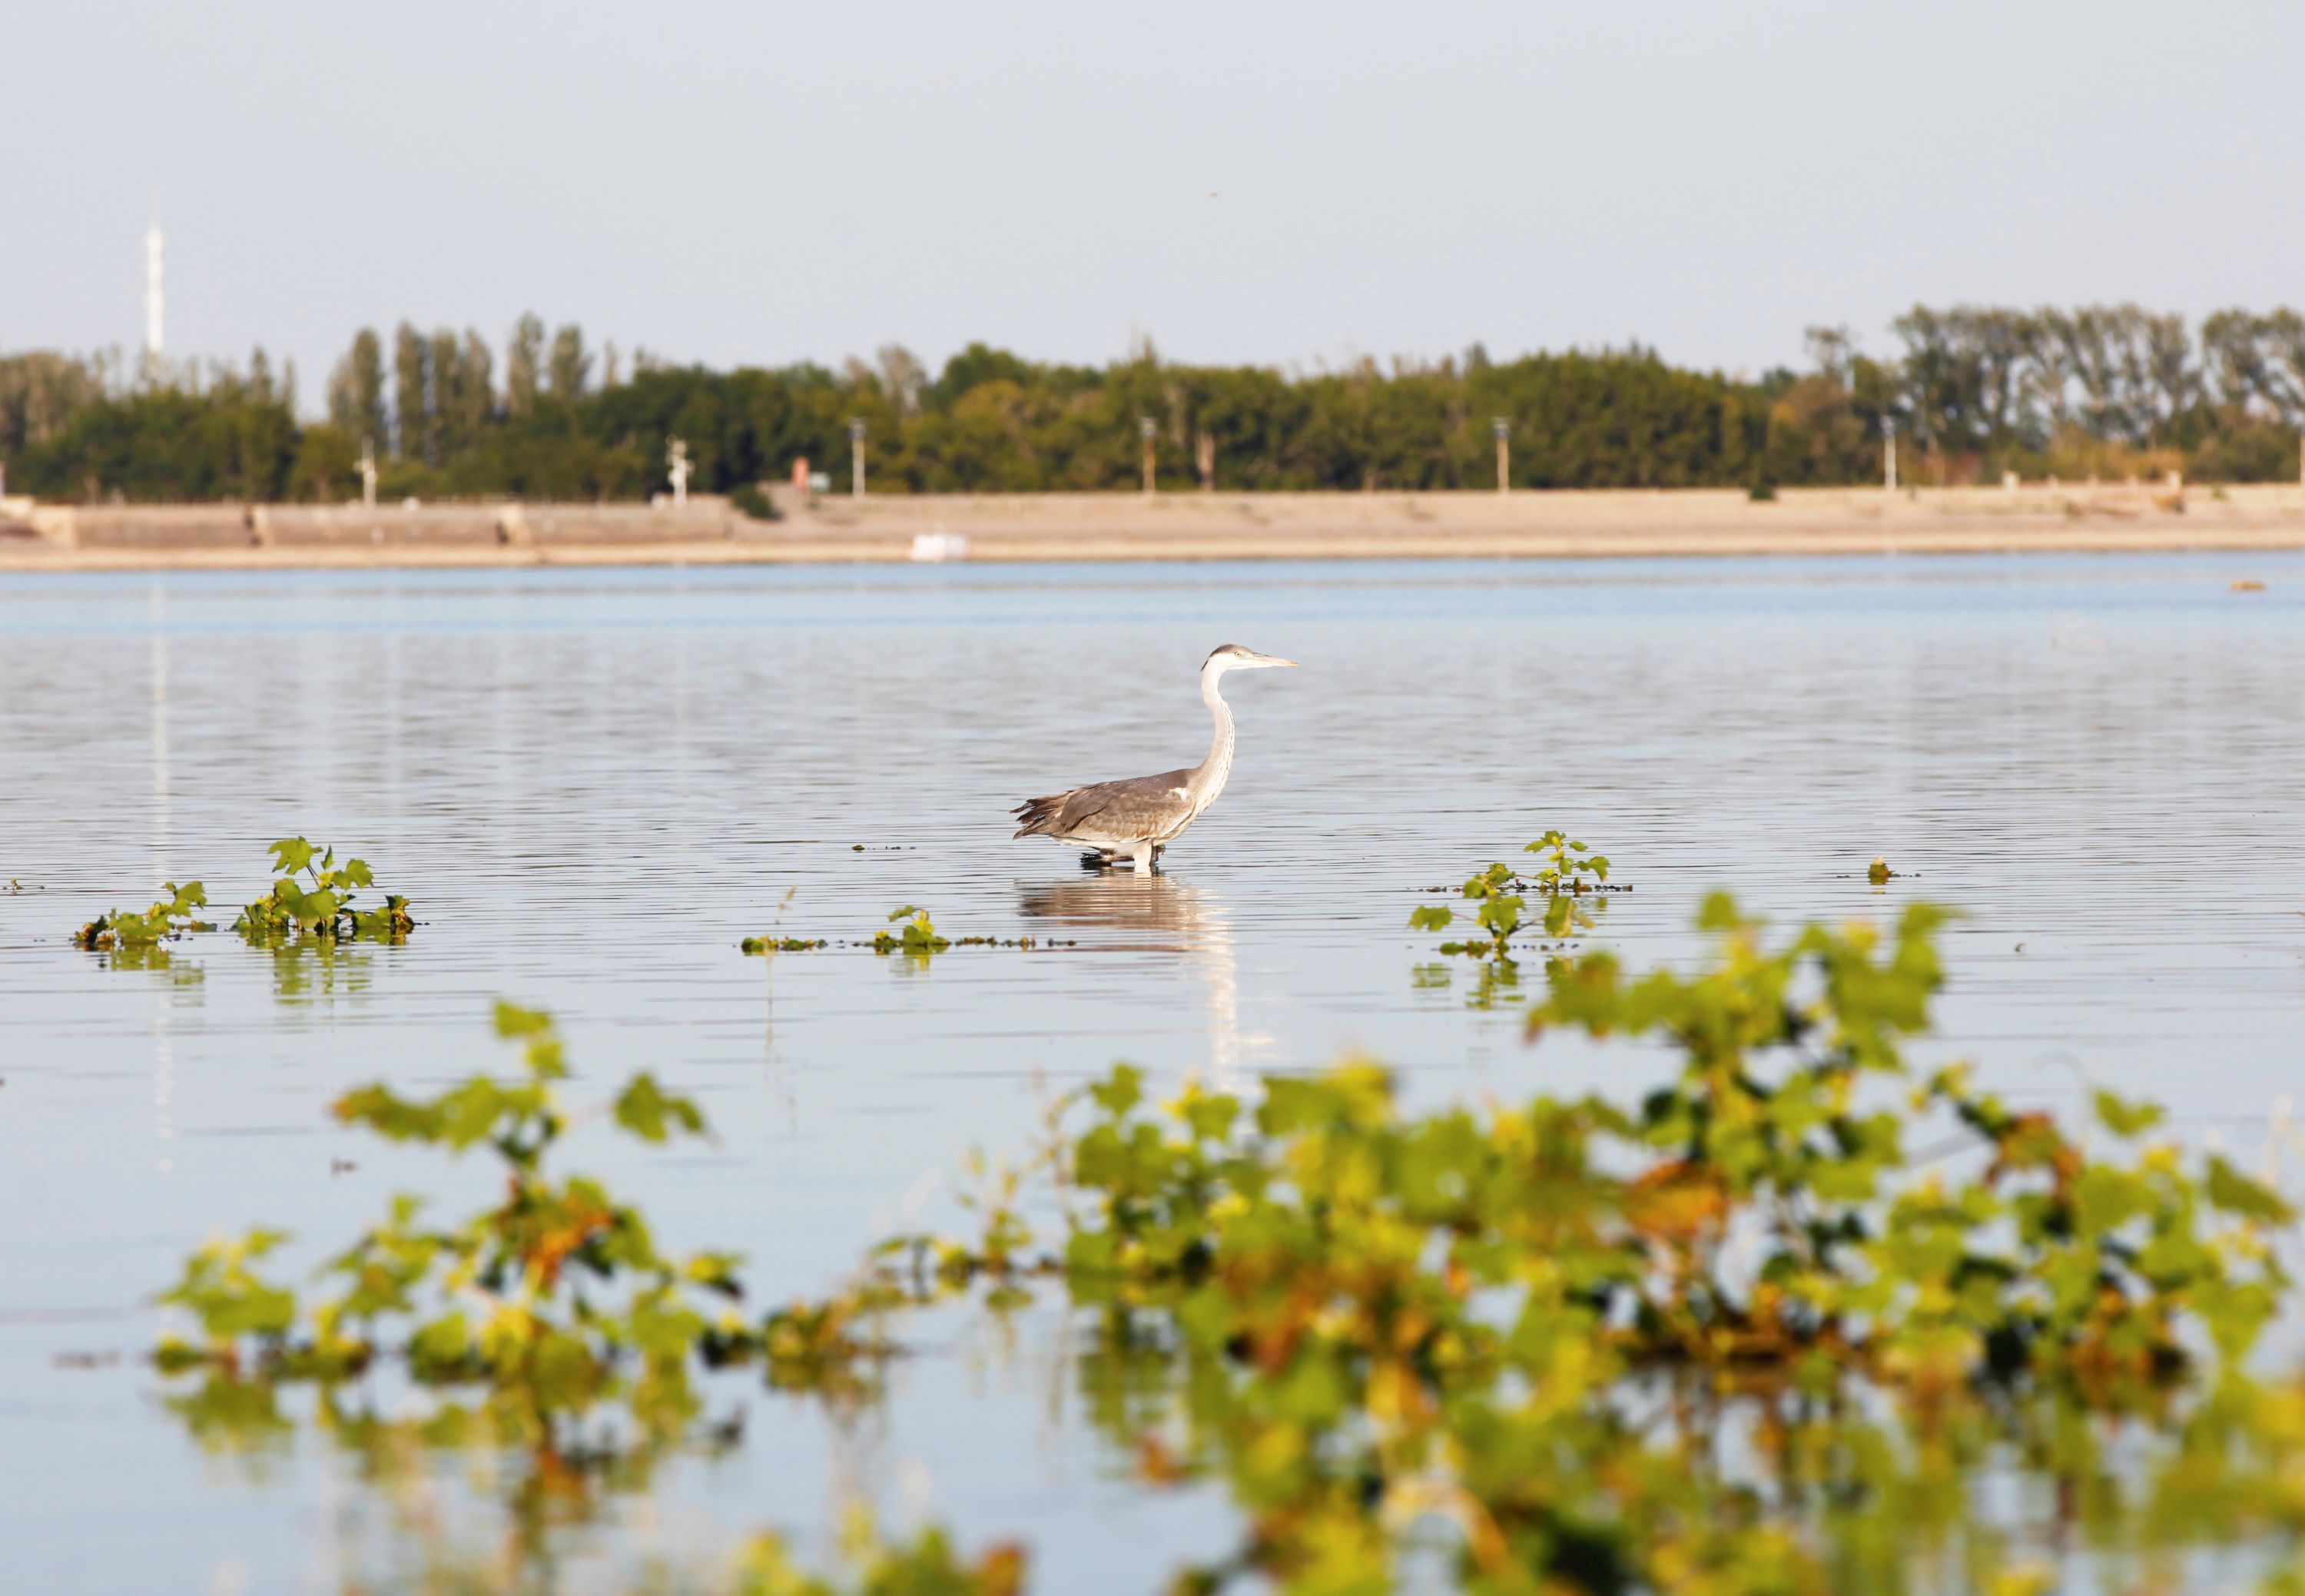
(1014, 769, 1194, 844)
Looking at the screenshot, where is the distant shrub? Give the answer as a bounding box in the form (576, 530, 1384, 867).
(731, 483, 779, 521)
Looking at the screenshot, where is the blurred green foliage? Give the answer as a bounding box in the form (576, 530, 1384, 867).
(957, 897, 2303, 1591)
(141, 894, 2305, 1594)
(155, 1002, 894, 1430)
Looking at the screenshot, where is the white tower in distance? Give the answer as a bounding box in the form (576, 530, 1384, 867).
(144, 221, 164, 360)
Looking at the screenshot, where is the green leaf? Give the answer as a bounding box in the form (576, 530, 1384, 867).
(1408, 905, 1454, 932)
(2206, 1155, 2294, 1223)
(1477, 894, 1523, 938)
(614, 1073, 709, 1143)
(683, 1252, 747, 1298)
(1088, 1065, 1144, 1118)
(2074, 1165, 2148, 1236)
(493, 1000, 553, 1040)
(2093, 1089, 2166, 1139)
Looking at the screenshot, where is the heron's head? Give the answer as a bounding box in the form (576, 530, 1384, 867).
(1205, 642, 1299, 673)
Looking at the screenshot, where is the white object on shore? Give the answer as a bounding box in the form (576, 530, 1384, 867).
(910, 532, 970, 562)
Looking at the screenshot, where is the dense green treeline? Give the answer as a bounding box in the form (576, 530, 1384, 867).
(6, 304, 2304, 503)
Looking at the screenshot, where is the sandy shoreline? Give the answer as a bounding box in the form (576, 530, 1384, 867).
(5, 484, 2303, 571)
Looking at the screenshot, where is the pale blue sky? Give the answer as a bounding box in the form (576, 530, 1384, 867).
(8, 0, 2302, 401)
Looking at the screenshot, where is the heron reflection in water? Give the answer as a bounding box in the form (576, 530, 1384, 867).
(1019, 873, 1270, 1090)
(1011, 644, 1297, 871)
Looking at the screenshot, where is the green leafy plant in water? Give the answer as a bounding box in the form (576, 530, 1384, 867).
(138, 1005, 953, 1591)
(152, 1002, 897, 1450)
(872, 904, 952, 957)
(131, 881, 2305, 1595)
(1411, 831, 1614, 1006)
(315, 1001, 736, 1426)
(1526, 894, 2290, 1388)
(154, 1228, 303, 1375)
(877, 1133, 1060, 1316)
(912, 895, 2300, 1593)
(234, 837, 412, 943)
(1520, 828, 1610, 896)
(72, 879, 212, 951)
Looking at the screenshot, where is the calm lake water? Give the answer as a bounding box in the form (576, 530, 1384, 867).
(2, 554, 2301, 1594)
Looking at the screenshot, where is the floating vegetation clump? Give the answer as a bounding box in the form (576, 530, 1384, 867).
(234, 837, 412, 943)
(742, 934, 831, 954)
(872, 904, 952, 956)
(742, 885, 826, 956)
(1412, 831, 1621, 1005)
(71, 880, 213, 951)
(867, 906, 1061, 955)
(741, 901, 1064, 957)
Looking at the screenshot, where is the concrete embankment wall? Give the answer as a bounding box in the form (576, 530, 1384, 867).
(5, 485, 2305, 568)
(4, 498, 744, 552)
(750, 482, 2305, 560)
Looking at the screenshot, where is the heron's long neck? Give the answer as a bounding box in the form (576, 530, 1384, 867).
(1186, 665, 1236, 811)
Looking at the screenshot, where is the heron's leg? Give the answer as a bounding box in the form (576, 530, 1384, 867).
(1125, 839, 1158, 873)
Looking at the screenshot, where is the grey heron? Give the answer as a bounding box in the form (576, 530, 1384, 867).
(1010, 643, 1298, 871)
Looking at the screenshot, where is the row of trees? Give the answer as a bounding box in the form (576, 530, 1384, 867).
(1841, 307, 2305, 479)
(6, 307, 2304, 504)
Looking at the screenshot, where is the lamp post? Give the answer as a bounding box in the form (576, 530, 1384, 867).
(848, 418, 866, 499)
(357, 437, 378, 509)
(1139, 416, 1157, 496)
(1883, 417, 1899, 492)
(1492, 417, 1510, 494)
